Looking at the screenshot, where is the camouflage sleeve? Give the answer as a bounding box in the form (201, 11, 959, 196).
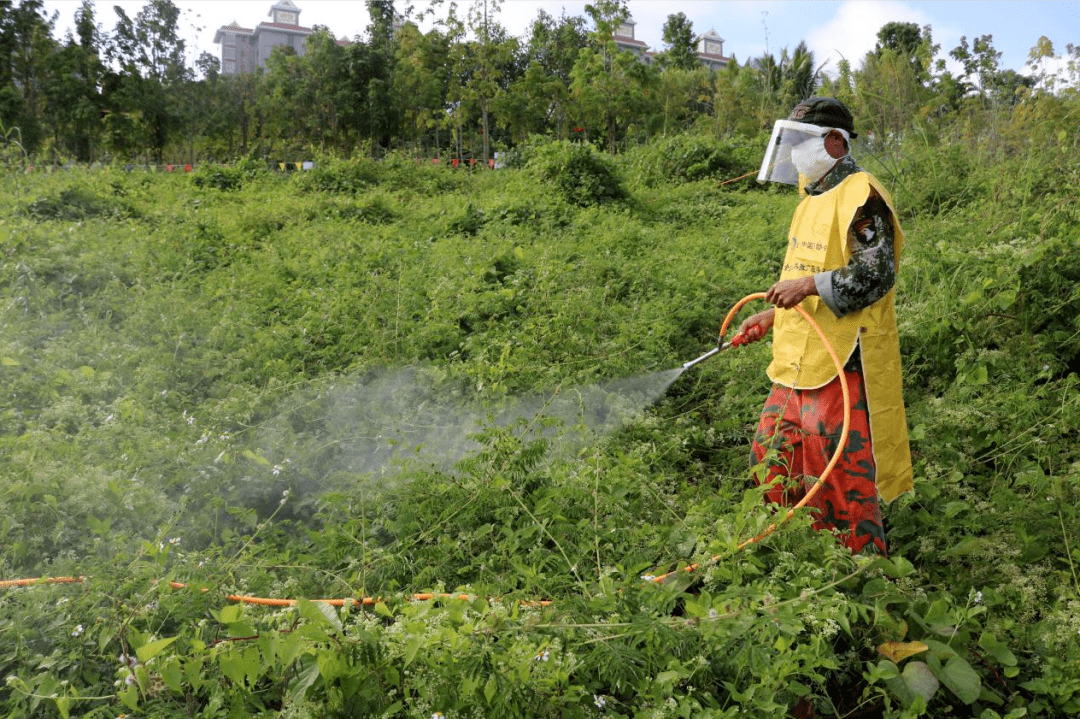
(813, 189, 896, 318)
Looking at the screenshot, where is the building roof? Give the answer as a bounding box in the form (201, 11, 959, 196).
(270, 0, 300, 13)
(613, 34, 648, 49)
(256, 22, 314, 34)
(214, 23, 254, 43)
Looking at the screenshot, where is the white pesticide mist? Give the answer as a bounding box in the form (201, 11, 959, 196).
(259, 365, 686, 496)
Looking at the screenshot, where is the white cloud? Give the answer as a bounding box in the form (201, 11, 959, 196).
(806, 1, 928, 75)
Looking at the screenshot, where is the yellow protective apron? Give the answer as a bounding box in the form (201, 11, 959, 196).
(766, 172, 913, 503)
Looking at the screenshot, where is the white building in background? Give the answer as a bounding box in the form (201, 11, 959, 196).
(214, 6, 726, 76)
(613, 18, 730, 70)
(696, 29, 729, 70)
(614, 19, 651, 59)
(213, 1, 348, 75)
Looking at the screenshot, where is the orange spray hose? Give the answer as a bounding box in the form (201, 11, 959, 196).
(648, 292, 851, 584)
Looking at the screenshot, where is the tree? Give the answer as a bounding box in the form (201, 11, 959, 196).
(107, 0, 191, 161)
(44, 3, 105, 161)
(782, 40, 818, 107)
(463, 0, 517, 163)
(361, 0, 398, 154)
(1, 0, 56, 153)
(650, 65, 710, 136)
(949, 34, 1002, 98)
(195, 50, 217, 80)
(258, 45, 310, 156)
(570, 0, 659, 153)
(851, 45, 930, 144)
(500, 10, 586, 140)
(708, 57, 762, 137)
(304, 29, 351, 150)
(875, 22, 936, 86)
(659, 12, 697, 71)
(876, 21, 922, 57)
(583, 0, 627, 43)
(392, 23, 452, 153)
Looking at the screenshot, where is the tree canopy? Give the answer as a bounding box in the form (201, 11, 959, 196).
(0, 0, 1070, 163)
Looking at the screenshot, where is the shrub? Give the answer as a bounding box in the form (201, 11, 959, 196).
(296, 154, 381, 194)
(622, 133, 761, 188)
(23, 185, 136, 220)
(525, 139, 627, 207)
(190, 158, 268, 191)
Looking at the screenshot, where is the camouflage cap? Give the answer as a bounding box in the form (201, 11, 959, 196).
(788, 97, 858, 138)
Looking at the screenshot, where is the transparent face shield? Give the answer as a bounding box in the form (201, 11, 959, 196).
(756, 120, 830, 186)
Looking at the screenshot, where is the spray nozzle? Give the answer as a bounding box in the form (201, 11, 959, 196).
(680, 341, 732, 370)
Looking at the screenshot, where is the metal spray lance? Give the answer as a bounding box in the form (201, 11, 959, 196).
(679, 291, 770, 371)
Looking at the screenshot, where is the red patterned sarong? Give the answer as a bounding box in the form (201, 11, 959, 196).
(749, 368, 886, 555)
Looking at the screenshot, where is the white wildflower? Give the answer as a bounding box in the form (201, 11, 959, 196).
(71, 624, 83, 637)
(594, 694, 606, 708)
(536, 649, 549, 662)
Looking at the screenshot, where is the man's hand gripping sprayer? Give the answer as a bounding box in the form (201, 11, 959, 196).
(681, 292, 772, 370)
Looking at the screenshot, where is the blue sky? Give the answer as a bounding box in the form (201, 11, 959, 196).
(41, 0, 1080, 82)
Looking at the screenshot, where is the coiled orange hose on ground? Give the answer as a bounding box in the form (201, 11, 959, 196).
(2, 293, 848, 606)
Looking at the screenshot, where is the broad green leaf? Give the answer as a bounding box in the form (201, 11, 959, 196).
(289, 659, 320, 699)
(944, 536, 982, 556)
(403, 636, 422, 667)
(888, 660, 939, 707)
(119, 684, 139, 711)
(297, 598, 342, 633)
(242, 448, 272, 466)
(995, 289, 1017, 310)
(160, 657, 184, 693)
(136, 636, 179, 663)
(922, 638, 959, 660)
(939, 656, 982, 704)
(978, 632, 1018, 666)
(218, 604, 242, 624)
(219, 653, 247, 687)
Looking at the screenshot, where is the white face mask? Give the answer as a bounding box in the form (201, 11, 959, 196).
(790, 136, 838, 183)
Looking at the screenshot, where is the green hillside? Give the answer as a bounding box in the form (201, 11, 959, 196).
(1, 124, 1078, 717)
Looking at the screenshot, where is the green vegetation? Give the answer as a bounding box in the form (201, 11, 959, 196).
(2, 0, 1074, 167)
(2, 87, 1079, 717)
(2, 1, 1079, 717)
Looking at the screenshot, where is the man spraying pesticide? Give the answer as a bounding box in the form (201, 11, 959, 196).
(731, 97, 913, 556)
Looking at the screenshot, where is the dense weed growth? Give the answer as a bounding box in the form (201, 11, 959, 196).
(1, 117, 1078, 718)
